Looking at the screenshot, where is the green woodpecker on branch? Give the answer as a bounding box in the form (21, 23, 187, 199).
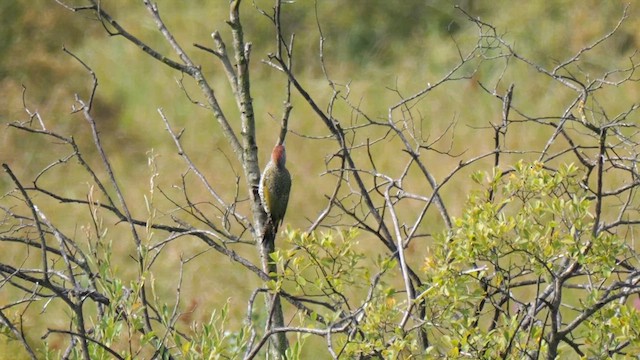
(259, 143, 291, 240)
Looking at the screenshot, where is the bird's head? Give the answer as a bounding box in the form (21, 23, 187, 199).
(272, 144, 286, 168)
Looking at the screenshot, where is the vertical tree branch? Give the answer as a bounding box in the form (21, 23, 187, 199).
(232, 0, 288, 356)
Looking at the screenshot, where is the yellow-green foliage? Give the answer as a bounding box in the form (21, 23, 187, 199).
(272, 229, 419, 358)
(1, 1, 639, 359)
(423, 162, 640, 358)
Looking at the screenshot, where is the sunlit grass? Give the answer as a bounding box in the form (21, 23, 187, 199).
(1, 1, 638, 357)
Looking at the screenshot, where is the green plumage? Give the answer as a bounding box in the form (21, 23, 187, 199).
(259, 145, 291, 232)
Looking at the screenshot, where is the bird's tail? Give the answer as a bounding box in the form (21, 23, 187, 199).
(261, 220, 277, 245)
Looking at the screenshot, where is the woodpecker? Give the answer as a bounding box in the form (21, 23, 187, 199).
(259, 144, 292, 238)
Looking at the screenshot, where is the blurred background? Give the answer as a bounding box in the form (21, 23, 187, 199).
(0, 1, 638, 357)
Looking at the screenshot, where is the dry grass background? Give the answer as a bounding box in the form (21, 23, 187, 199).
(0, 1, 638, 358)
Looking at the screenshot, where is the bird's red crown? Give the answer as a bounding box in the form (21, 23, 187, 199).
(272, 144, 286, 168)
